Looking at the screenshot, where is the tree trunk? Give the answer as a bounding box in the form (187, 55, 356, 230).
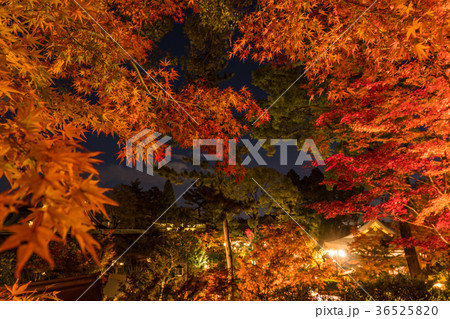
(223, 216, 234, 300)
(398, 221, 423, 280)
(159, 280, 165, 301)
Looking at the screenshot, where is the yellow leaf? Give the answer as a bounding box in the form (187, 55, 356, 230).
(414, 43, 429, 60)
(404, 2, 415, 17)
(0, 80, 23, 99)
(406, 19, 422, 40)
(0, 225, 57, 277)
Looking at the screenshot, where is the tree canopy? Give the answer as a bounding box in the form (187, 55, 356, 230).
(0, 0, 449, 298)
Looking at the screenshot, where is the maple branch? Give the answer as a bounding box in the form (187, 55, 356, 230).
(341, 0, 412, 59)
(341, 0, 450, 86)
(408, 176, 426, 186)
(428, 174, 444, 196)
(130, 61, 157, 100)
(394, 215, 432, 230)
(443, 151, 448, 195)
(444, 171, 448, 195)
(341, 0, 377, 9)
(7, 136, 29, 157)
(432, 226, 450, 245)
(377, 186, 450, 245)
(131, 61, 200, 128)
(404, 204, 421, 217)
(402, 203, 450, 246)
(175, 100, 207, 111)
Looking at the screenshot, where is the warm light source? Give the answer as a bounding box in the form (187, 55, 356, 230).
(327, 249, 346, 258)
(433, 282, 444, 289)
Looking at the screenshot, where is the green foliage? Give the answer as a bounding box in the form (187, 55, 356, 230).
(251, 64, 331, 156)
(339, 275, 450, 301)
(223, 167, 301, 220)
(141, 16, 174, 43)
(258, 283, 315, 301)
(103, 180, 164, 229)
(160, 180, 199, 225)
(0, 237, 109, 286)
(117, 231, 205, 301)
(0, 251, 16, 286)
(182, 14, 232, 86)
(195, 0, 249, 33)
(181, 0, 253, 86)
(162, 180, 176, 207)
(287, 168, 360, 240)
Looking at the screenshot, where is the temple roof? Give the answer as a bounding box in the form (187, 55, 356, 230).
(324, 219, 396, 250)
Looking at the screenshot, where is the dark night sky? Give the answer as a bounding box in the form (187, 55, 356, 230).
(1, 18, 319, 197)
(81, 20, 270, 194)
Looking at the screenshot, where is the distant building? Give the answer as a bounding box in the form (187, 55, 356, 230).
(324, 219, 405, 276)
(324, 219, 398, 253)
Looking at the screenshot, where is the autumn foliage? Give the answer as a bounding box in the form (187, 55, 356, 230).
(0, 281, 59, 301)
(236, 223, 331, 300)
(0, 0, 267, 277)
(233, 0, 450, 249)
(1, 0, 449, 296)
